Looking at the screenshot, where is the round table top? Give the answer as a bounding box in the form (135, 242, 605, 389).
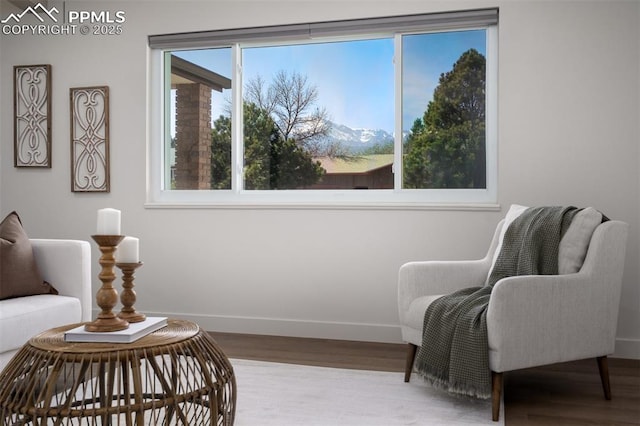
(29, 318, 199, 353)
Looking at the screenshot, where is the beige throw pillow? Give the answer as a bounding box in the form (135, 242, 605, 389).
(0, 211, 57, 300)
(558, 207, 602, 274)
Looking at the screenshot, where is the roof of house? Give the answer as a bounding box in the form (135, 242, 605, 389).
(315, 154, 394, 174)
(170, 55, 231, 92)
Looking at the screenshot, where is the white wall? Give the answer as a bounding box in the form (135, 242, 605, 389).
(1, 0, 638, 358)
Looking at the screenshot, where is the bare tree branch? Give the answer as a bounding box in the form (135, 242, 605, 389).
(245, 70, 330, 146)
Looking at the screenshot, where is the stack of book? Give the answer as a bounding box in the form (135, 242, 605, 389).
(64, 317, 168, 343)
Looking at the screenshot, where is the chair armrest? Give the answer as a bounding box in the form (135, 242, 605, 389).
(398, 219, 503, 322)
(398, 258, 491, 320)
(31, 239, 92, 322)
(486, 220, 628, 372)
(487, 272, 618, 372)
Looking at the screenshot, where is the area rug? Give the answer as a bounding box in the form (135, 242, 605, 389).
(231, 358, 504, 425)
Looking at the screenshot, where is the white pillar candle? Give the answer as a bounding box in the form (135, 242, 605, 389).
(97, 208, 121, 235)
(117, 236, 139, 263)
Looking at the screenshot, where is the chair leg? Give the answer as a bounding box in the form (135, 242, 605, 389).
(404, 343, 417, 383)
(597, 356, 612, 400)
(491, 371, 502, 422)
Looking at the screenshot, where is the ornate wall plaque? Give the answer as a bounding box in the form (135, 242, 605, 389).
(14, 64, 52, 167)
(70, 86, 110, 192)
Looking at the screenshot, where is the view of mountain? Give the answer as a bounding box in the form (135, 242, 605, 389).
(320, 121, 404, 153)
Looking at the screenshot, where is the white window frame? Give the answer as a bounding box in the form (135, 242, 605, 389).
(147, 9, 498, 209)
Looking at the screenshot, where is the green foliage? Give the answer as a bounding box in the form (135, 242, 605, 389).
(243, 103, 278, 190)
(268, 137, 325, 189)
(360, 140, 394, 155)
(210, 115, 232, 189)
(404, 48, 486, 189)
(210, 103, 324, 190)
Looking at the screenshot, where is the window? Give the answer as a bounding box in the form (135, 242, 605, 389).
(148, 9, 498, 207)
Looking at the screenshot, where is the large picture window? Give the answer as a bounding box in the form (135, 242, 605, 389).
(148, 9, 498, 207)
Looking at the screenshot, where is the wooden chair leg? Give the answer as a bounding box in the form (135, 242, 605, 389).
(404, 343, 417, 383)
(491, 371, 502, 422)
(597, 356, 612, 400)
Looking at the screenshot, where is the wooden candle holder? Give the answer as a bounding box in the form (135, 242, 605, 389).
(85, 235, 129, 332)
(116, 261, 146, 323)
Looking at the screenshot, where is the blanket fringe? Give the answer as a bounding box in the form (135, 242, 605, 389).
(414, 366, 491, 400)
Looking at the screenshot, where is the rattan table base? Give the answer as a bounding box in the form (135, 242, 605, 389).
(0, 319, 236, 425)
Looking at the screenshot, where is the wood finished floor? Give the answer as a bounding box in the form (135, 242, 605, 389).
(209, 332, 640, 425)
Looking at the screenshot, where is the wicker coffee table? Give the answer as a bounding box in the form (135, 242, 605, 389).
(0, 319, 236, 425)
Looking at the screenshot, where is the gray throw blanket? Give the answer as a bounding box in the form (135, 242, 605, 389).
(413, 206, 579, 399)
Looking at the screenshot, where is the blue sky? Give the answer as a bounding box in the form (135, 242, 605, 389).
(173, 29, 485, 135)
(242, 39, 394, 132)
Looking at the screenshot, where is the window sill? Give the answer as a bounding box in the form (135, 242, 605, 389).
(145, 190, 499, 211)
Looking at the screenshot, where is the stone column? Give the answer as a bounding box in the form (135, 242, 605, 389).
(174, 83, 212, 189)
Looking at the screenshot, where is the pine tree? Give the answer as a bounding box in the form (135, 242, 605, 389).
(404, 49, 486, 188)
(210, 103, 324, 190)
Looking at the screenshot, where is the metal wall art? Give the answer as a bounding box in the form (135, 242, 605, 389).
(70, 86, 110, 192)
(14, 64, 52, 167)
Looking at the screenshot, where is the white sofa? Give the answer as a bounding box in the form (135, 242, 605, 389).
(0, 239, 92, 371)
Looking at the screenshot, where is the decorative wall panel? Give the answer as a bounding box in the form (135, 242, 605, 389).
(70, 86, 110, 192)
(14, 64, 52, 167)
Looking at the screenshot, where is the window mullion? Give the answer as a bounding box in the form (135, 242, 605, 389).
(393, 34, 403, 192)
(484, 25, 498, 201)
(163, 52, 173, 190)
(231, 44, 243, 193)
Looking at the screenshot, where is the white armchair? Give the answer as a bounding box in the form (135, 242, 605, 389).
(0, 239, 92, 371)
(398, 217, 628, 421)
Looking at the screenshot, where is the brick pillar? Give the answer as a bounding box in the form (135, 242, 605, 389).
(175, 83, 212, 190)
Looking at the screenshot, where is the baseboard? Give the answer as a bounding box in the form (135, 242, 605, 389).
(91, 309, 640, 356)
(613, 337, 640, 359)
(139, 311, 404, 344)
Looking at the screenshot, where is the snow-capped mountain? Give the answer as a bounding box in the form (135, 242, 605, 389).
(319, 121, 400, 153)
(295, 120, 408, 154)
(328, 122, 394, 146)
